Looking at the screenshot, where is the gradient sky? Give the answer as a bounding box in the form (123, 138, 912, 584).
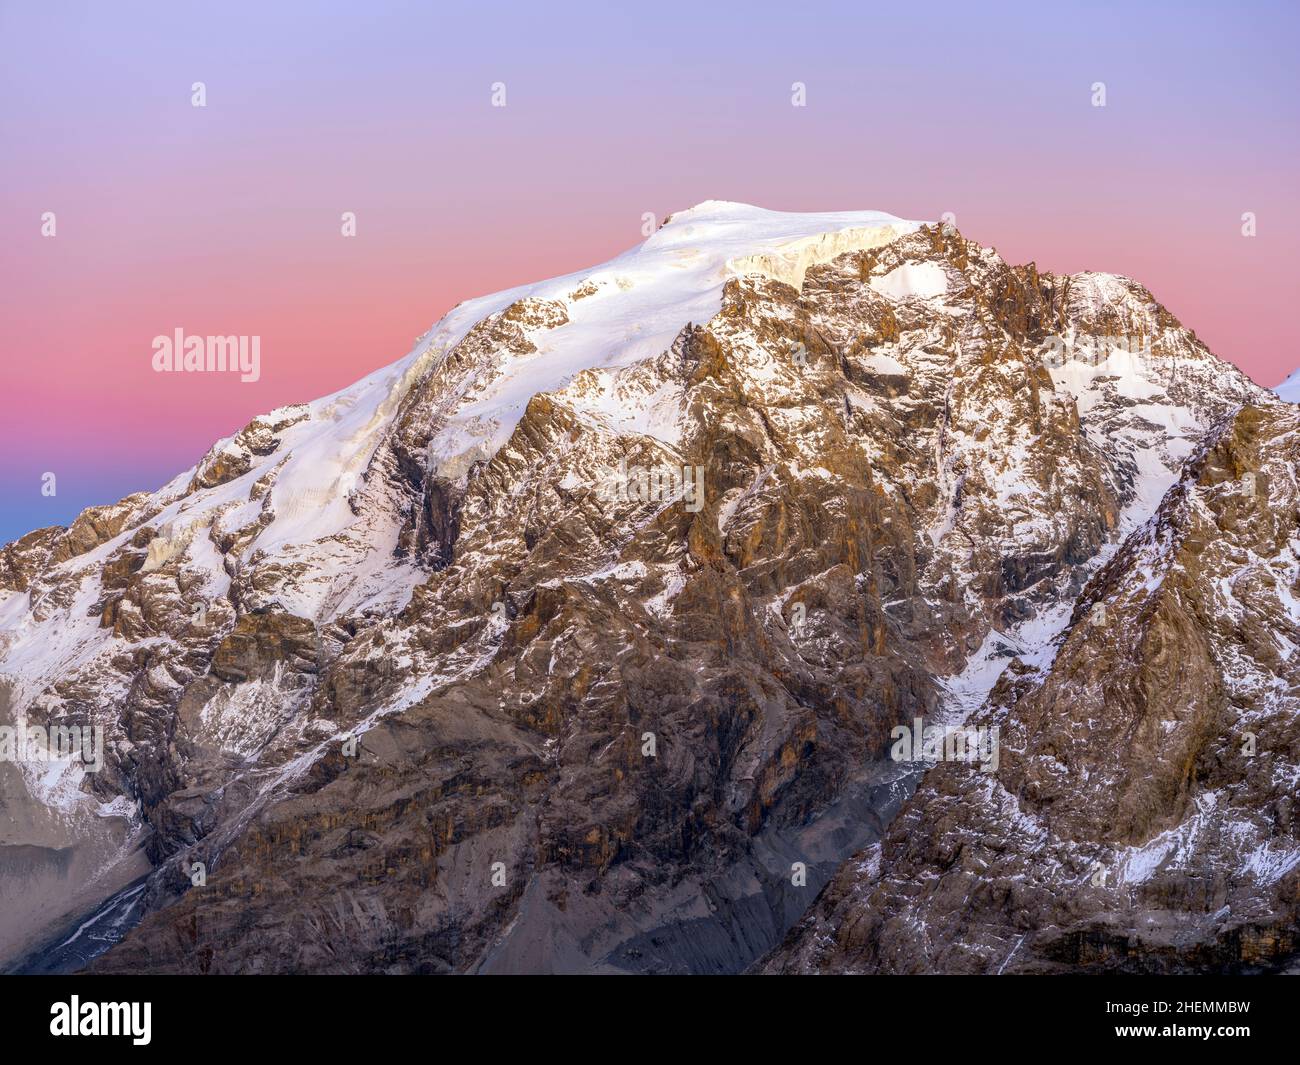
(2, 0, 1297, 542)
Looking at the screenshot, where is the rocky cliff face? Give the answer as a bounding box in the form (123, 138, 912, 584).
(763, 401, 1300, 975)
(0, 202, 1281, 973)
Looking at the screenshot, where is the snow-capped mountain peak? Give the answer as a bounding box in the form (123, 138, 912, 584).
(0, 205, 1287, 975)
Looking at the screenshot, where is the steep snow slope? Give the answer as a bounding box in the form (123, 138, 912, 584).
(1275, 367, 1300, 404)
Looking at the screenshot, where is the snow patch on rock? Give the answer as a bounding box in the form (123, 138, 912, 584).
(869, 261, 949, 300)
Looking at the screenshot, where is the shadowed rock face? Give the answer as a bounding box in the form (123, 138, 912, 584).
(764, 403, 1300, 975)
(0, 678, 149, 967)
(0, 206, 1280, 973)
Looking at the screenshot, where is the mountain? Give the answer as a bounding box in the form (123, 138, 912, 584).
(0, 202, 1283, 973)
